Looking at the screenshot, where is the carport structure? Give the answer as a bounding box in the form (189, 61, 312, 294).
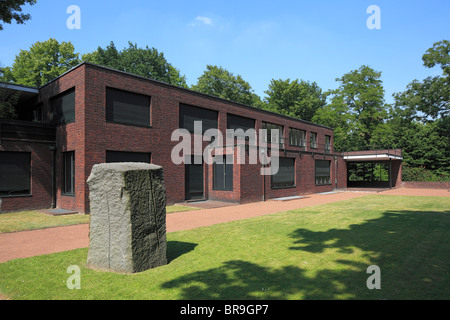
(344, 149, 403, 189)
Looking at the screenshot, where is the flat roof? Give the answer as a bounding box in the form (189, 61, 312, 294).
(344, 153, 403, 161)
(0, 82, 39, 104)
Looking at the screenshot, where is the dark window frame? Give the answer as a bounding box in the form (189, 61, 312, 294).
(106, 151, 152, 164)
(179, 103, 219, 134)
(289, 128, 307, 148)
(106, 87, 151, 128)
(51, 88, 75, 125)
(315, 160, 331, 186)
(310, 132, 318, 149)
(325, 135, 332, 153)
(62, 151, 75, 196)
(0, 152, 31, 197)
(271, 157, 296, 189)
(262, 122, 284, 147)
(213, 155, 234, 191)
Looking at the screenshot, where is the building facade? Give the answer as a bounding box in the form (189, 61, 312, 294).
(0, 63, 401, 214)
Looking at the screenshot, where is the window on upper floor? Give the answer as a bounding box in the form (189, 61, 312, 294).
(310, 132, 318, 149)
(106, 87, 151, 127)
(289, 128, 306, 148)
(51, 88, 75, 125)
(262, 122, 284, 147)
(179, 103, 218, 133)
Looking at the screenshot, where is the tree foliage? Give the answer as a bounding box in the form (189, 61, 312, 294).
(0, 0, 36, 30)
(191, 65, 261, 106)
(0, 38, 80, 87)
(263, 79, 325, 121)
(313, 65, 388, 149)
(82, 41, 188, 88)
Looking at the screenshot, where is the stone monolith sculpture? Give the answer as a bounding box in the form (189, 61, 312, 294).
(86, 163, 167, 273)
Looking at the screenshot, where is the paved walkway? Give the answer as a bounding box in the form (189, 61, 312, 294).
(0, 188, 448, 263)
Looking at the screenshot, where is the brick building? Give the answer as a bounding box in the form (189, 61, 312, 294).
(0, 62, 402, 214)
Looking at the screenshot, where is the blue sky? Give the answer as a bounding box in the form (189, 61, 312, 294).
(1, 0, 449, 103)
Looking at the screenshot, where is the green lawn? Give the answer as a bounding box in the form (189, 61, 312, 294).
(0, 195, 449, 300)
(0, 205, 199, 233)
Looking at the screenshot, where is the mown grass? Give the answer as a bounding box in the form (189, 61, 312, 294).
(0, 205, 199, 233)
(0, 195, 448, 300)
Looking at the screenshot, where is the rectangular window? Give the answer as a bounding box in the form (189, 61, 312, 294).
(310, 132, 318, 149)
(315, 160, 331, 185)
(227, 114, 255, 131)
(106, 151, 151, 163)
(325, 135, 331, 153)
(62, 151, 75, 195)
(51, 88, 75, 124)
(213, 155, 233, 191)
(33, 103, 44, 122)
(106, 87, 151, 127)
(289, 128, 306, 148)
(179, 104, 218, 133)
(271, 158, 295, 188)
(0, 152, 31, 197)
(262, 122, 284, 146)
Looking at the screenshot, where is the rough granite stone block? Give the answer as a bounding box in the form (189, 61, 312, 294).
(86, 163, 167, 273)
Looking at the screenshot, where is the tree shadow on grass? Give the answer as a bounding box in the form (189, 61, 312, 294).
(161, 210, 450, 300)
(289, 210, 450, 300)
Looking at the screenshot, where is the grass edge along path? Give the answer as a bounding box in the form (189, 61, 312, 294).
(0, 205, 199, 234)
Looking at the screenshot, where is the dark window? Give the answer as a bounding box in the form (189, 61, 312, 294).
(310, 132, 318, 149)
(315, 160, 331, 185)
(262, 122, 284, 147)
(33, 103, 44, 122)
(289, 128, 306, 148)
(213, 155, 233, 191)
(51, 88, 75, 124)
(62, 151, 75, 195)
(106, 87, 151, 127)
(106, 151, 151, 163)
(271, 158, 295, 188)
(227, 114, 255, 131)
(179, 104, 218, 133)
(325, 135, 331, 153)
(0, 152, 31, 197)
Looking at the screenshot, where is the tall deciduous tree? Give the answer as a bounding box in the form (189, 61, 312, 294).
(0, 38, 80, 87)
(263, 78, 326, 121)
(191, 65, 261, 107)
(0, 0, 36, 30)
(394, 40, 449, 120)
(82, 41, 188, 88)
(313, 65, 388, 150)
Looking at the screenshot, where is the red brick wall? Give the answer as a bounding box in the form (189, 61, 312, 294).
(34, 63, 341, 211)
(401, 181, 449, 189)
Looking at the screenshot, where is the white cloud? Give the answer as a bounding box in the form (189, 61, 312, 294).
(189, 16, 214, 27)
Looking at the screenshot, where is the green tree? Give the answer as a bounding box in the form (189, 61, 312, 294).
(0, 38, 80, 87)
(82, 41, 188, 88)
(394, 40, 449, 120)
(313, 65, 388, 149)
(0, 87, 19, 118)
(0, 0, 36, 30)
(191, 65, 261, 106)
(263, 79, 326, 121)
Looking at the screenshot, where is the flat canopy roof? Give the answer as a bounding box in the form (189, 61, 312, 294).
(344, 153, 403, 162)
(0, 82, 39, 104)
